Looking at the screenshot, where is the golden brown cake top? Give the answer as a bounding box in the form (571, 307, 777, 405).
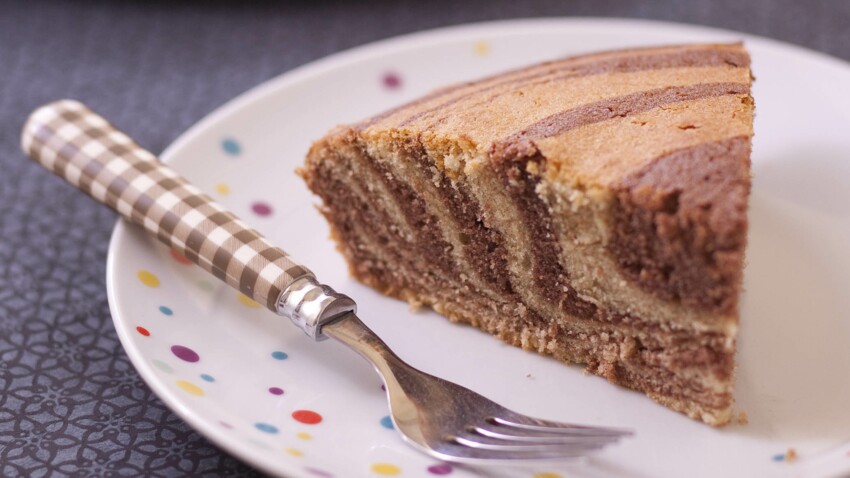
(359, 43, 754, 187)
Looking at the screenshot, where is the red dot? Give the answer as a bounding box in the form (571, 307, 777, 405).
(382, 72, 402, 90)
(292, 410, 322, 425)
(170, 249, 193, 265)
(136, 326, 150, 337)
(252, 202, 273, 216)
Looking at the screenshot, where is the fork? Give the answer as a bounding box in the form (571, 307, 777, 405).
(21, 100, 632, 464)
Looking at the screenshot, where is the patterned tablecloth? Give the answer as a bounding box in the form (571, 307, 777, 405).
(1, 1, 848, 476)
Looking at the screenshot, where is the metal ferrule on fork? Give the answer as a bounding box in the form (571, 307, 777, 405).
(276, 276, 357, 341)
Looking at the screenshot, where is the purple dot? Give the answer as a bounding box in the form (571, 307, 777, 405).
(382, 72, 402, 90)
(269, 387, 284, 396)
(427, 464, 453, 475)
(380, 384, 386, 391)
(171, 345, 199, 363)
(305, 467, 334, 478)
(251, 202, 272, 216)
(220, 421, 233, 429)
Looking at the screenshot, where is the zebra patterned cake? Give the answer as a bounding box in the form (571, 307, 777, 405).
(300, 43, 754, 426)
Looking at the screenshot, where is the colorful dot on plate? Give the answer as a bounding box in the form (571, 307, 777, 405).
(200, 374, 215, 382)
(285, 448, 304, 457)
(305, 467, 334, 478)
(170, 249, 193, 265)
(292, 410, 322, 425)
(171, 345, 200, 363)
(219, 421, 233, 429)
(772, 453, 785, 462)
(247, 439, 272, 450)
(159, 305, 173, 316)
(380, 415, 393, 430)
(215, 183, 231, 195)
(198, 280, 215, 291)
(297, 432, 312, 440)
(427, 464, 453, 475)
(269, 387, 284, 396)
(238, 293, 261, 308)
(152, 359, 173, 374)
(176, 380, 204, 396)
(136, 326, 150, 337)
(371, 463, 401, 476)
(222, 138, 241, 156)
(382, 72, 402, 90)
(137, 270, 160, 287)
(533, 473, 562, 478)
(255, 422, 278, 434)
(473, 40, 491, 56)
(272, 351, 288, 360)
(251, 201, 273, 217)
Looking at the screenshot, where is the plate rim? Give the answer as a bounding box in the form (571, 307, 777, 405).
(104, 17, 850, 477)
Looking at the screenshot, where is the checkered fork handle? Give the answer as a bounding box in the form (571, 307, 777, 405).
(21, 100, 355, 339)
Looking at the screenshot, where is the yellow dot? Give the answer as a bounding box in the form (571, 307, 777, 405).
(237, 293, 262, 308)
(284, 447, 303, 457)
(533, 473, 563, 478)
(473, 40, 491, 56)
(137, 270, 160, 287)
(371, 463, 401, 476)
(296, 432, 312, 440)
(215, 183, 231, 195)
(176, 380, 204, 396)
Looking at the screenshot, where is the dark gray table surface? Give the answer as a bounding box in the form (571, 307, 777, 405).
(2, 1, 849, 476)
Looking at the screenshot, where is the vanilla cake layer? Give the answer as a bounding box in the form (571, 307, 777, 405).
(300, 43, 753, 426)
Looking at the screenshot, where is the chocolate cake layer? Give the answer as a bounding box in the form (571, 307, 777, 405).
(609, 136, 751, 313)
(301, 43, 754, 426)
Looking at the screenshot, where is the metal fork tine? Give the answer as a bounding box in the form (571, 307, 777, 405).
(471, 425, 622, 445)
(450, 435, 607, 456)
(491, 416, 634, 437)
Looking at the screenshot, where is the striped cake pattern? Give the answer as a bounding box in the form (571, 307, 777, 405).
(301, 43, 754, 426)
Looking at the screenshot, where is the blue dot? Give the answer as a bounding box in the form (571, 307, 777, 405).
(222, 138, 241, 156)
(271, 351, 288, 360)
(159, 306, 173, 316)
(200, 374, 215, 382)
(380, 415, 394, 430)
(255, 422, 278, 434)
(772, 453, 785, 462)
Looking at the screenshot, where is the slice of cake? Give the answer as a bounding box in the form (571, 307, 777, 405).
(300, 43, 753, 426)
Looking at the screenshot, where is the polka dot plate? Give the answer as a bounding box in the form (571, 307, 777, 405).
(106, 19, 850, 478)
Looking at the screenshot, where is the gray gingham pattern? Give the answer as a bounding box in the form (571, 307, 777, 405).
(2, 1, 849, 476)
(21, 100, 312, 312)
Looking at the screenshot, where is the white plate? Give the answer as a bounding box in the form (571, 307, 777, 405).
(106, 18, 850, 478)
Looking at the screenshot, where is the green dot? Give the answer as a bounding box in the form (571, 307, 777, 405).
(152, 359, 174, 374)
(197, 280, 214, 291)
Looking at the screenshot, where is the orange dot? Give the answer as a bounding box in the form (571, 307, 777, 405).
(170, 249, 193, 265)
(137, 270, 160, 287)
(533, 473, 562, 478)
(371, 463, 401, 475)
(176, 380, 204, 396)
(136, 326, 150, 336)
(292, 410, 322, 425)
(284, 447, 303, 457)
(238, 293, 262, 308)
(473, 40, 491, 56)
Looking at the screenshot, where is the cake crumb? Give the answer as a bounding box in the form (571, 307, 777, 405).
(785, 448, 797, 462)
(737, 410, 749, 425)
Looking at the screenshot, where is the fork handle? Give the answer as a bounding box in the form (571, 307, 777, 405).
(21, 99, 355, 339)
